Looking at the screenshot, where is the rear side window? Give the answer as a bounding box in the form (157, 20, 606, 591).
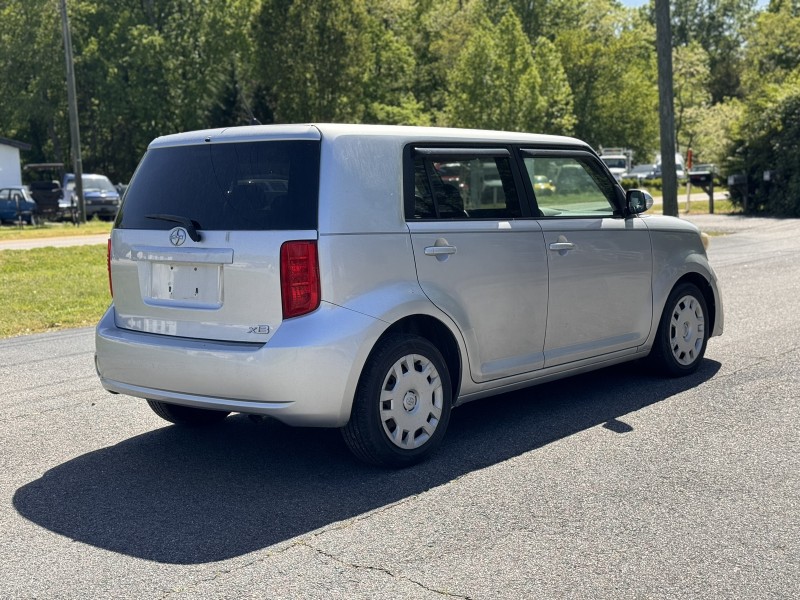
(116, 140, 320, 231)
(409, 150, 522, 220)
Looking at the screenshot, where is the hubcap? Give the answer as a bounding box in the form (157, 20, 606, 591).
(380, 353, 443, 450)
(669, 294, 705, 366)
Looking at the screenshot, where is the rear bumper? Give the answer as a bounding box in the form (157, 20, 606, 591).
(95, 303, 383, 427)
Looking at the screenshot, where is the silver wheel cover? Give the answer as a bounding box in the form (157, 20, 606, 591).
(669, 294, 705, 366)
(379, 353, 444, 450)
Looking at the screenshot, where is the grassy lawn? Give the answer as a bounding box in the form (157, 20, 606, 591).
(678, 198, 738, 214)
(0, 219, 112, 241)
(0, 245, 110, 338)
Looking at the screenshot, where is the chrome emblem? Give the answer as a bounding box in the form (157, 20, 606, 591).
(169, 228, 187, 246)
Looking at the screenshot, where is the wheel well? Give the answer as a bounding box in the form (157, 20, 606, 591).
(377, 315, 462, 404)
(674, 272, 717, 333)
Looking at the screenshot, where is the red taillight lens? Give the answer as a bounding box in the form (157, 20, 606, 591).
(280, 240, 320, 318)
(107, 238, 113, 297)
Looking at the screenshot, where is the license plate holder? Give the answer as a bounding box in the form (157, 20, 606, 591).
(149, 262, 222, 306)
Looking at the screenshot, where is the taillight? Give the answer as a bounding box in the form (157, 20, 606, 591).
(107, 238, 113, 297)
(280, 240, 320, 318)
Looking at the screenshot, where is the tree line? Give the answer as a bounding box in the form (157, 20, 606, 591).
(2, 0, 798, 215)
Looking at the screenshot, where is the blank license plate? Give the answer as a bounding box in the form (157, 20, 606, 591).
(150, 263, 222, 305)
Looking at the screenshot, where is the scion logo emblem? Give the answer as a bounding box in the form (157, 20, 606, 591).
(169, 228, 188, 246)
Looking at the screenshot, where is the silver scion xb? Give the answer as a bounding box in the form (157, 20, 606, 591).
(95, 124, 723, 467)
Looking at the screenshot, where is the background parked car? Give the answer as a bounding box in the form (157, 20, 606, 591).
(532, 174, 556, 196)
(0, 186, 38, 225)
(627, 164, 661, 184)
(62, 173, 121, 220)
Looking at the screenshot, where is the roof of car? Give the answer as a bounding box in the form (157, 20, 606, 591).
(147, 123, 591, 150)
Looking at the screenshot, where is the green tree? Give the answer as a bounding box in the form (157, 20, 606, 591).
(362, 0, 428, 125)
(0, 1, 68, 164)
(1, 0, 258, 182)
(507, 0, 584, 40)
(667, 0, 758, 102)
(532, 36, 575, 135)
(686, 99, 743, 168)
(741, 0, 800, 93)
(555, 1, 658, 162)
(444, 11, 546, 131)
(726, 1, 800, 215)
(413, 0, 488, 122)
(252, 0, 373, 123)
(673, 41, 711, 155)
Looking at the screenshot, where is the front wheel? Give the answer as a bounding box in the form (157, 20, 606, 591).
(146, 399, 230, 426)
(649, 282, 709, 376)
(342, 334, 452, 467)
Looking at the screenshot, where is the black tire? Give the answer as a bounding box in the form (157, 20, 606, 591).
(146, 399, 230, 426)
(649, 282, 709, 377)
(342, 334, 453, 468)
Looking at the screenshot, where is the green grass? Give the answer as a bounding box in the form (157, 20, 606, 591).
(678, 198, 738, 214)
(0, 245, 110, 338)
(0, 219, 112, 241)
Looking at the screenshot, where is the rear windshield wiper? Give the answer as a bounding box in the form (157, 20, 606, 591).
(145, 214, 202, 242)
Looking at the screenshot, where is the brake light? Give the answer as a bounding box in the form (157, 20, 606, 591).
(280, 240, 320, 318)
(107, 238, 113, 297)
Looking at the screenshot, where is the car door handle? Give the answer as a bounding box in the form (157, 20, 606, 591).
(548, 242, 575, 251)
(424, 245, 457, 256)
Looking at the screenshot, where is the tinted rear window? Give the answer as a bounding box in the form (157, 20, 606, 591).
(116, 140, 320, 231)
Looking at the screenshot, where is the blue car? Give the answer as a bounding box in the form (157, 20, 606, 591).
(62, 173, 121, 220)
(0, 186, 38, 225)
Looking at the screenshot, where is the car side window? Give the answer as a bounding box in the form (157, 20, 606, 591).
(410, 153, 522, 220)
(522, 153, 619, 217)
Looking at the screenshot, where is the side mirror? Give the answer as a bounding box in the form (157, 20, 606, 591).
(626, 189, 653, 215)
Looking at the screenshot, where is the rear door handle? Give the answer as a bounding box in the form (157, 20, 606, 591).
(548, 242, 575, 251)
(549, 235, 575, 255)
(424, 239, 457, 262)
(424, 245, 457, 256)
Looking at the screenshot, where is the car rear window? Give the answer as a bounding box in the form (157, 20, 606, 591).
(115, 140, 320, 231)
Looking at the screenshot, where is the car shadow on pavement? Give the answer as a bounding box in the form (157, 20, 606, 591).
(14, 359, 720, 565)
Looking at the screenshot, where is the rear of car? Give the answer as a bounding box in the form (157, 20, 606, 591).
(96, 125, 384, 427)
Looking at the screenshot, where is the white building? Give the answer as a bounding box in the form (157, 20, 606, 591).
(0, 137, 32, 188)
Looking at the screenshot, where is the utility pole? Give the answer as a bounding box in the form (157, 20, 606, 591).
(59, 0, 85, 223)
(655, 0, 678, 217)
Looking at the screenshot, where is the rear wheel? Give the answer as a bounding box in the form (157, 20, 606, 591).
(342, 334, 452, 467)
(146, 400, 230, 426)
(650, 282, 709, 376)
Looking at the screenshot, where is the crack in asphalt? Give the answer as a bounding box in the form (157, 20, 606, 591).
(298, 541, 474, 599)
(156, 496, 474, 599)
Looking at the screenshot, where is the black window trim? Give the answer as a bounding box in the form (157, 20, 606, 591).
(413, 147, 511, 158)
